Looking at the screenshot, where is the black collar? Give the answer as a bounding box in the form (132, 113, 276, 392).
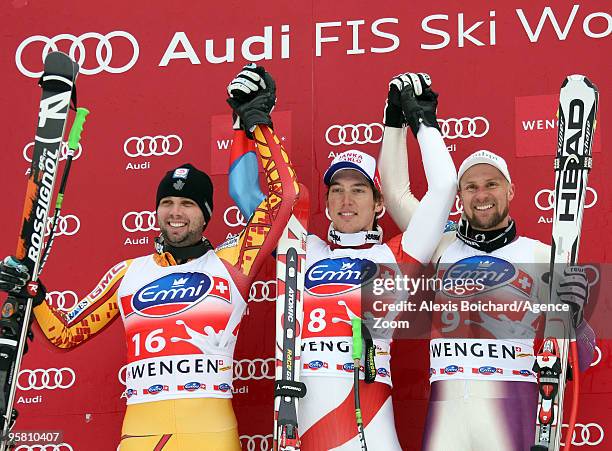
(154, 236, 213, 264)
(456, 218, 517, 253)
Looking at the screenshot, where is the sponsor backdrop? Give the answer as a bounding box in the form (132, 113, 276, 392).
(1, 1, 610, 449)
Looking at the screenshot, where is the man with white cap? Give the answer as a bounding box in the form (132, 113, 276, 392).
(229, 71, 456, 449)
(378, 75, 596, 450)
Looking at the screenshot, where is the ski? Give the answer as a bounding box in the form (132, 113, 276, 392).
(532, 75, 599, 451)
(0, 51, 79, 450)
(274, 184, 309, 451)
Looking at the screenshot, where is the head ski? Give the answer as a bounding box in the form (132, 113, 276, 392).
(532, 75, 599, 451)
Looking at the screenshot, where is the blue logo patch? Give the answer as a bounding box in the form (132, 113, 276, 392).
(377, 368, 390, 377)
(132, 272, 212, 317)
(308, 360, 324, 369)
(147, 384, 164, 394)
(479, 366, 497, 375)
(305, 258, 377, 295)
(217, 383, 231, 392)
(343, 363, 354, 371)
(444, 365, 460, 375)
(184, 382, 202, 391)
(442, 256, 517, 297)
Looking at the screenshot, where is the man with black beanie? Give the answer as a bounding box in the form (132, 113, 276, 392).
(154, 163, 215, 263)
(0, 65, 299, 450)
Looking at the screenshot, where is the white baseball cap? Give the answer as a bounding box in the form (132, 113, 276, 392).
(457, 150, 512, 185)
(323, 150, 382, 191)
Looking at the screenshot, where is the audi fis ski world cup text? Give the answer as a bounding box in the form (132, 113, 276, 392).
(14, 5, 610, 77)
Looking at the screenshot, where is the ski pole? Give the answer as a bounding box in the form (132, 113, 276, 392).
(38, 107, 89, 275)
(352, 317, 368, 451)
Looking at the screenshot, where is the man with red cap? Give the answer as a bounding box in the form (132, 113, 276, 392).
(0, 66, 298, 450)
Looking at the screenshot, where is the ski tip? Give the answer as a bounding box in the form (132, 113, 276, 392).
(44, 51, 71, 64)
(561, 74, 586, 89)
(43, 51, 78, 79)
(583, 76, 599, 93)
(565, 74, 598, 91)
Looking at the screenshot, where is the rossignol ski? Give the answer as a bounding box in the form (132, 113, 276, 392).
(532, 75, 598, 451)
(274, 184, 309, 451)
(0, 51, 79, 450)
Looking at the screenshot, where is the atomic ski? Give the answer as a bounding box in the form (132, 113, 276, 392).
(274, 184, 309, 451)
(532, 75, 599, 451)
(0, 51, 79, 450)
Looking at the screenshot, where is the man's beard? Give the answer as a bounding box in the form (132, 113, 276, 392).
(466, 204, 510, 230)
(160, 225, 201, 247)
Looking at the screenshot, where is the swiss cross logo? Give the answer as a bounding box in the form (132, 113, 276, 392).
(209, 276, 232, 304)
(511, 270, 533, 296)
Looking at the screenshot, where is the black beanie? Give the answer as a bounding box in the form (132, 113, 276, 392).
(156, 163, 214, 223)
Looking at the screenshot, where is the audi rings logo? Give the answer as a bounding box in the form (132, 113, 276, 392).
(438, 117, 489, 139)
(45, 215, 80, 237)
(535, 187, 598, 211)
(450, 195, 463, 216)
(122, 211, 159, 233)
(15, 445, 73, 451)
(16, 32, 139, 77)
(123, 135, 183, 158)
(561, 422, 604, 446)
(233, 358, 275, 381)
(17, 368, 76, 391)
(249, 280, 276, 302)
(240, 434, 273, 451)
(325, 123, 384, 146)
(46, 290, 79, 312)
(224, 206, 247, 228)
(23, 142, 82, 163)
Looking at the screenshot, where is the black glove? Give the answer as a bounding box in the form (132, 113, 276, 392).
(0, 256, 46, 306)
(392, 72, 440, 137)
(383, 76, 404, 128)
(227, 65, 276, 138)
(227, 63, 268, 130)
